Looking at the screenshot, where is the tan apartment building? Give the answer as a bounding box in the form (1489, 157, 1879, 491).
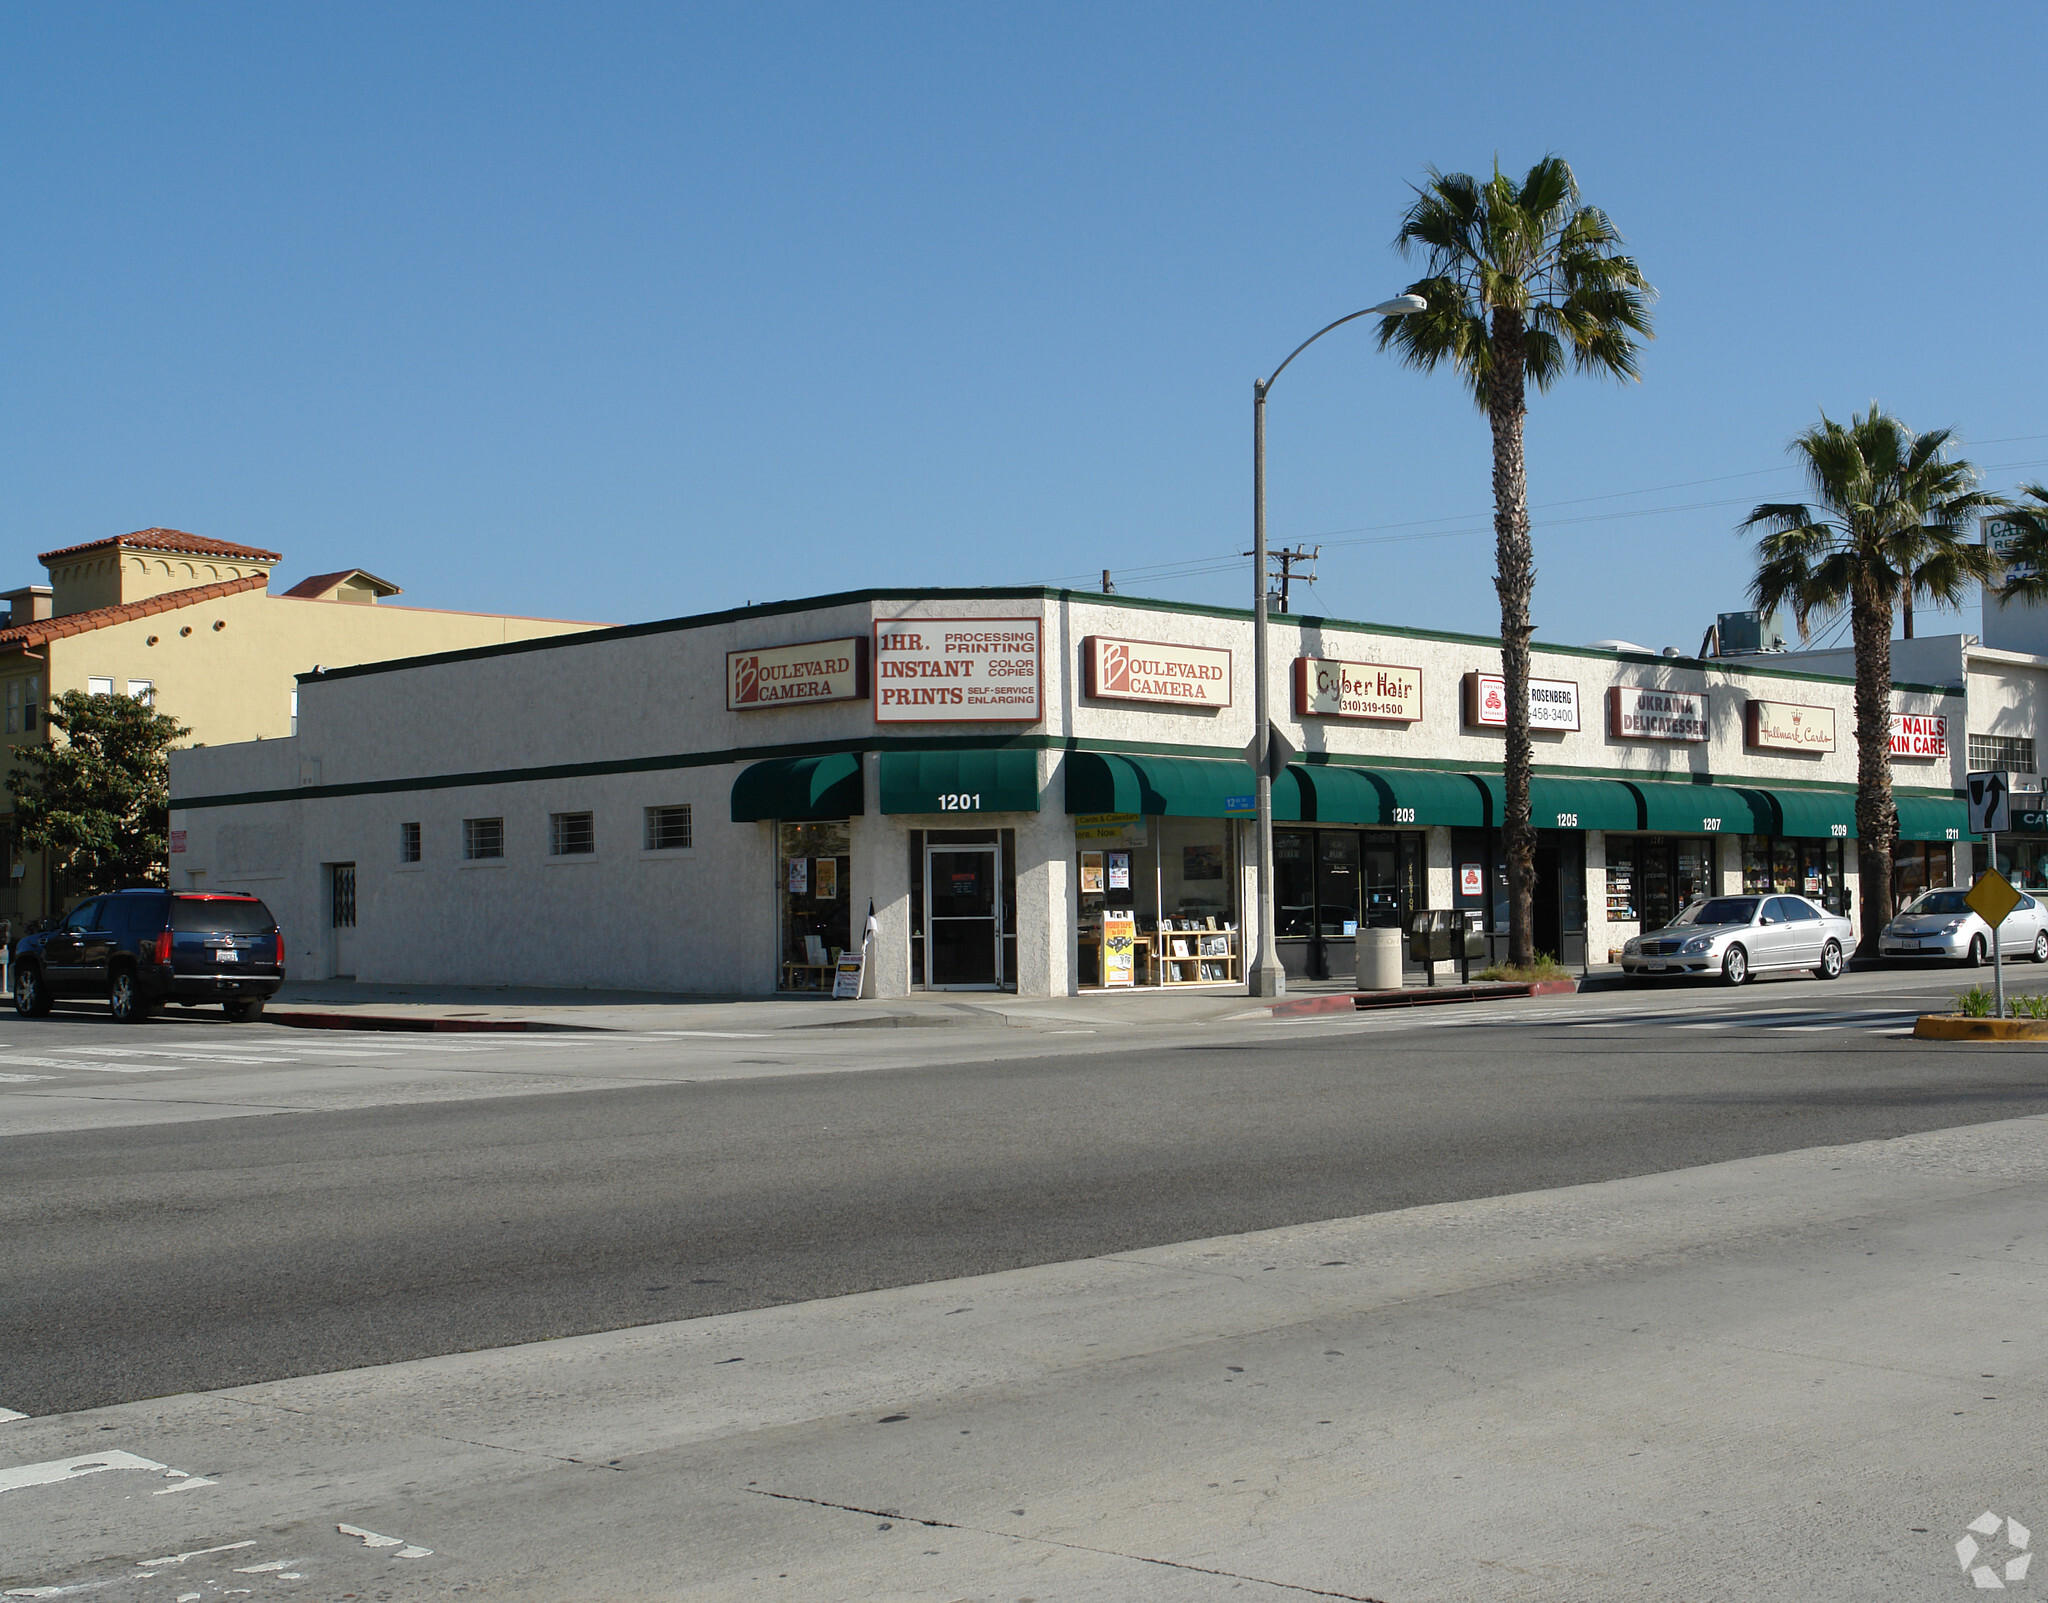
(1, 526, 605, 924)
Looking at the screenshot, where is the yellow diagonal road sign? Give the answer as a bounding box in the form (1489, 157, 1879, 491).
(1966, 869, 2023, 929)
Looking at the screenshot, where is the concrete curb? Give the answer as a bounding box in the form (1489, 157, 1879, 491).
(1263, 977, 1578, 1018)
(267, 1011, 610, 1034)
(1912, 1014, 2048, 1041)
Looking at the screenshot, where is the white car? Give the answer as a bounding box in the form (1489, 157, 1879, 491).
(1880, 887, 2048, 966)
(1621, 893, 1854, 986)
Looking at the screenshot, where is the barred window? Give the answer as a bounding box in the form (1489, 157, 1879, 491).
(1967, 734, 2036, 774)
(549, 811, 595, 856)
(400, 821, 421, 863)
(463, 817, 505, 860)
(645, 804, 693, 851)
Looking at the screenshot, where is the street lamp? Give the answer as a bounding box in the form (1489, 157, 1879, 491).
(1247, 294, 1427, 998)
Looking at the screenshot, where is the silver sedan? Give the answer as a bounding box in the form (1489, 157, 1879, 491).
(1621, 893, 1854, 986)
(1880, 887, 2048, 966)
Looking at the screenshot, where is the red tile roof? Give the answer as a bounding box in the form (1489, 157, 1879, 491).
(0, 573, 268, 650)
(37, 528, 282, 565)
(281, 568, 403, 600)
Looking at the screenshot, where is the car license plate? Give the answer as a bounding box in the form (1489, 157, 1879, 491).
(215, 948, 239, 963)
(1900, 939, 1920, 950)
(1647, 961, 1667, 972)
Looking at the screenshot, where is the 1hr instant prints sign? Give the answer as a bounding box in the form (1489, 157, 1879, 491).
(1607, 685, 1708, 742)
(874, 618, 1041, 722)
(1462, 671, 1581, 731)
(1294, 658, 1421, 722)
(1083, 636, 1232, 706)
(727, 637, 867, 710)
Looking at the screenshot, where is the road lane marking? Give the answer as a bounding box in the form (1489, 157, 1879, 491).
(0, 1055, 182, 1073)
(63, 1047, 293, 1065)
(0, 1451, 213, 1496)
(0, 1073, 54, 1082)
(0, 1407, 27, 1422)
(133, 1542, 260, 1568)
(337, 1524, 432, 1558)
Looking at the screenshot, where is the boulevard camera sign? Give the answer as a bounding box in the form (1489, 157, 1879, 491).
(1082, 636, 1232, 707)
(874, 617, 1042, 722)
(727, 636, 867, 710)
(1294, 657, 1421, 722)
(1607, 685, 1707, 742)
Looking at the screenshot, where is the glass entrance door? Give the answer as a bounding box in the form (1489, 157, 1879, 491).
(926, 844, 1002, 988)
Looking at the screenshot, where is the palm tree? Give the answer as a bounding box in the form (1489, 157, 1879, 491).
(1742, 407, 2001, 957)
(1989, 483, 2048, 604)
(1378, 156, 1654, 966)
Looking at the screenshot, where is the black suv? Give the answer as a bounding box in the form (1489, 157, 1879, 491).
(12, 889, 284, 1023)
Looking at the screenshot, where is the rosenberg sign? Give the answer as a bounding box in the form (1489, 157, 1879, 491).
(874, 617, 1041, 723)
(1608, 685, 1707, 742)
(1463, 671, 1581, 732)
(1746, 699, 1837, 752)
(1890, 712, 1949, 758)
(727, 636, 867, 710)
(1082, 636, 1232, 707)
(1294, 657, 1421, 722)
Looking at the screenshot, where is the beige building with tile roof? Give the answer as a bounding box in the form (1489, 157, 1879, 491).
(1, 528, 606, 925)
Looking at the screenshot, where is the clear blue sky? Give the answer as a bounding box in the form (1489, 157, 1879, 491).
(5, 3, 2043, 654)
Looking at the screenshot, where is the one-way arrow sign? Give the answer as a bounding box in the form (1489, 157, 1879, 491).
(1968, 770, 2012, 835)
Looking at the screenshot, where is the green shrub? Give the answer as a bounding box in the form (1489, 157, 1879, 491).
(1955, 985, 1997, 1018)
(1477, 952, 1573, 983)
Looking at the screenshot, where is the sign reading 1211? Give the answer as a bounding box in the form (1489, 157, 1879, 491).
(873, 617, 1041, 723)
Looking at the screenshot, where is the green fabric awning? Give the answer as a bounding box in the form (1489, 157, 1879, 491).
(878, 749, 1041, 814)
(1470, 773, 1641, 832)
(1064, 752, 1302, 820)
(1746, 787, 1856, 840)
(1626, 780, 1768, 836)
(1896, 795, 1966, 842)
(730, 752, 864, 822)
(1292, 766, 1487, 828)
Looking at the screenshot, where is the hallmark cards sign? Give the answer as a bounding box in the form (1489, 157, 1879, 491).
(1294, 657, 1421, 722)
(1082, 636, 1232, 707)
(727, 636, 867, 710)
(874, 617, 1041, 722)
(1462, 671, 1581, 731)
(1607, 685, 1707, 743)
(1889, 712, 1949, 759)
(1746, 699, 1836, 752)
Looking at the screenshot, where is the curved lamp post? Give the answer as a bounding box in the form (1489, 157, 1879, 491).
(1247, 294, 1427, 998)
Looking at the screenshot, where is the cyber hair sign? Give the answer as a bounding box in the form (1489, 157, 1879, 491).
(1294, 657, 1421, 722)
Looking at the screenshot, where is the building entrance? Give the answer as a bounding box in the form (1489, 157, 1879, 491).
(926, 842, 1003, 989)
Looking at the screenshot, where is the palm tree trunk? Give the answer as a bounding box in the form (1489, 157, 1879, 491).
(1486, 307, 1537, 968)
(1851, 571, 1897, 958)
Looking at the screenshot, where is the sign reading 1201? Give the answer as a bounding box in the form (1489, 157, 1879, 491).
(873, 617, 1041, 723)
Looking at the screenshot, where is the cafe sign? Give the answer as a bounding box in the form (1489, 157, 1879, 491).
(1889, 712, 1949, 759)
(1607, 685, 1708, 742)
(874, 616, 1041, 723)
(1463, 671, 1581, 731)
(1082, 636, 1232, 707)
(1746, 698, 1837, 752)
(726, 636, 867, 710)
(1294, 657, 1421, 722)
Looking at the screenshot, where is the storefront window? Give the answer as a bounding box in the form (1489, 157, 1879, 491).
(1316, 832, 1361, 936)
(1745, 836, 1849, 914)
(1275, 830, 1314, 937)
(1892, 842, 1954, 912)
(1078, 817, 1239, 987)
(778, 819, 851, 991)
(2000, 838, 2048, 892)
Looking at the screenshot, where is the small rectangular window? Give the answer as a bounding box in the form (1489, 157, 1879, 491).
(87, 676, 113, 697)
(549, 811, 594, 855)
(6, 680, 17, 734)
(23, 676, 39, 732)
(127, 679, 153, 704)
(400, 822, 421, 863)
(645, 804, 693, 851)
(1968, 733, 2037, 773)
(463, 817, 504, 860)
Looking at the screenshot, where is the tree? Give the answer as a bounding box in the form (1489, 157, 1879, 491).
(1987, 483, 2048, 604)
(9, 690, 190, 900)
(1378, 156, 1654, 966)
(1741, 408, 2000, 956)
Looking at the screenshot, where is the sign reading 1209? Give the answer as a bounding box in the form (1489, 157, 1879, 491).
(873, 616, 1042, 723)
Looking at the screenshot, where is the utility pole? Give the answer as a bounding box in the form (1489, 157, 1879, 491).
(1272, 544, 1319, 613)
(1101, 569, 1115, 594)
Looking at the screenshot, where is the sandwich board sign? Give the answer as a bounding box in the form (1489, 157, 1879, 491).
(1968, 771, 2012, 835)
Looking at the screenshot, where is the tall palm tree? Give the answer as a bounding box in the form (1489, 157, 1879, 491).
(1989, 483, 2048, 603)
(1379, 156, 1654, 966)
(1742, 408, 2000, 957)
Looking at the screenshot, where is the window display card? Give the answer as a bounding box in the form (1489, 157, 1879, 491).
(786, 857, 808, 895)
(1080, 851, 1104, 895)
(814, 858, 838, 900)
(1107, 851, 1130, 891)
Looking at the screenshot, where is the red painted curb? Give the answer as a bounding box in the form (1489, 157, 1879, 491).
(1264, 994, 1361, 1019)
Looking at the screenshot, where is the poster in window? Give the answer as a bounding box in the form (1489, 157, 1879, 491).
(1102, 912, 1136, 987)
(1459, 863, 1484, 898)
(1107, 851, 1130, 891)
(814, 858, 838, 900)
(786, 857, 808, 895)
(1080, 851, 1104, 895)
(1182, 844, 1224, 881)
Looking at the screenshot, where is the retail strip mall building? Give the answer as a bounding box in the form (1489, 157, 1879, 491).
(168, 588, 1968, 995)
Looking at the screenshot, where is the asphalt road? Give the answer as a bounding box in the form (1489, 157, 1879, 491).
(6, 984, 2048, 1417)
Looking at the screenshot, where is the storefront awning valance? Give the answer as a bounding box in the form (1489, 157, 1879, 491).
(1896, 795, 1966, 842)
(879, 749, 1041, 814)
(1470, 773, 1641, 833)
(730, 752, 864, 822)
(1292, 766, 1487, 828)
(1064, 752, 1303, 820)
(1626, 781, 1768, 836)
(1748, 787, 1856, 840)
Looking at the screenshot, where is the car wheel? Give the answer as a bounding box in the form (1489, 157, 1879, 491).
(1722, 945, 1749, 987)
(223, 998, 265, 1023)
(1814, 940, 1843, 980)
(1965, 935, 1988, 968)
(13, 963, 51, 1018)
(108, 968, 154, 1024)
(2033, 930, 2048, 964)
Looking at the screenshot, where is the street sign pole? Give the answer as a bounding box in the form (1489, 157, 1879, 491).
(1992, 830, 2005, 1018)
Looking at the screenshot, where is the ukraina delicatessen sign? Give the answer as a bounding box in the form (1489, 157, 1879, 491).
(1294, 658, 1421, 722)
(874, 618, 1042, 722)
(1082, 636, 1232, 706)
(726, 637, 867, 710)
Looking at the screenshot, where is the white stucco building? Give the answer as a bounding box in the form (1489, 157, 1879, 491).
(168, 587, 1968, 996)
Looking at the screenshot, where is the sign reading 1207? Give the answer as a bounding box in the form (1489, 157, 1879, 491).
(874, 617, 1042, 724)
